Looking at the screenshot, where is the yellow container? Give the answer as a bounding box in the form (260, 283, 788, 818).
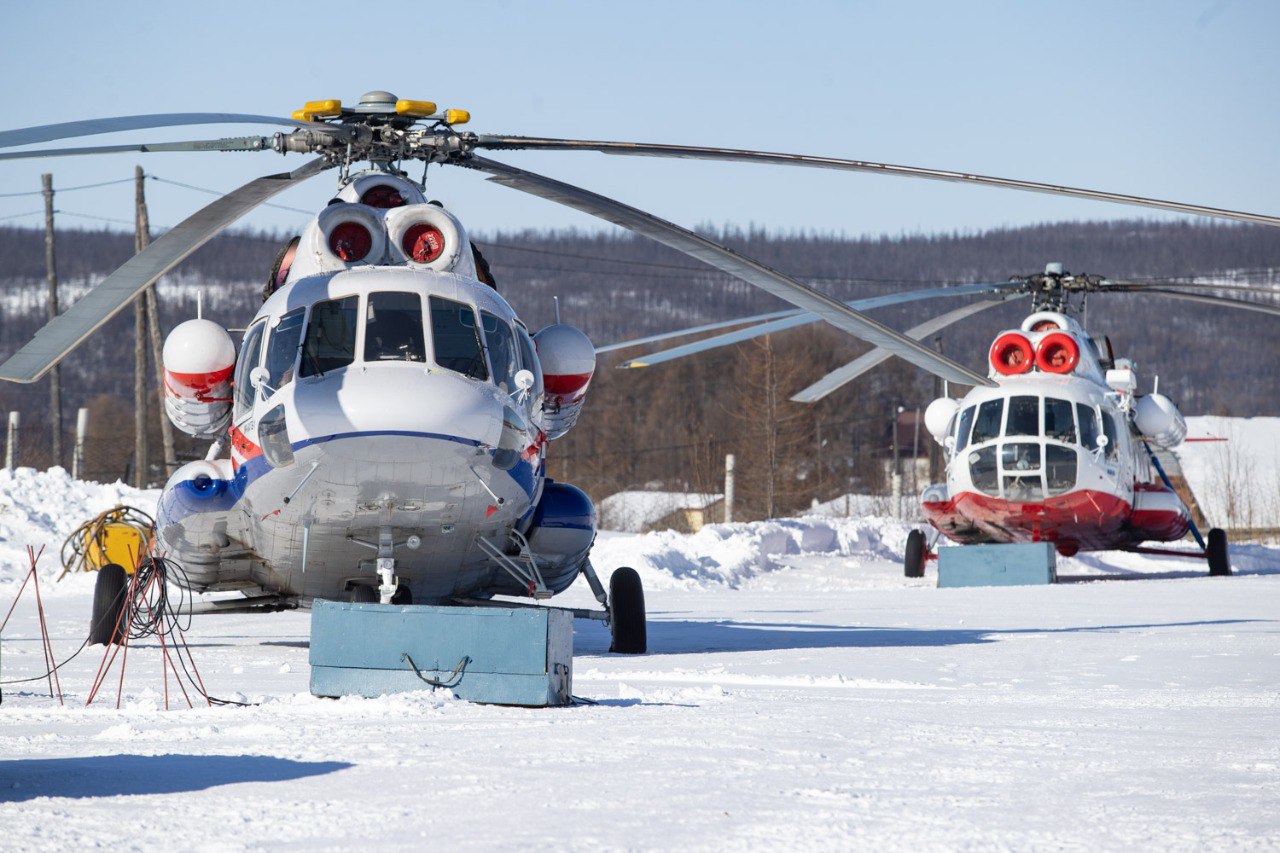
(86, 522, 151, 574)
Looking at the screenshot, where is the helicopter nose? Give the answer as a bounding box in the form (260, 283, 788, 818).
(290, 367, 503, 451)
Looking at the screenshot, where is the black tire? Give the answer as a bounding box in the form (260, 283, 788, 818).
(609, 567, 647, 654)
(349, 585, 378, 603)
(1207, 528, 1231, 576)
(89, 563, 129, 646)
(391, 584, 413, 605)
(904, 530, 927, 578)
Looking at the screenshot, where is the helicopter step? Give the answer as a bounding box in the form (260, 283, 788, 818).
(937, 542, 1058, 588)
(309, 599, 573, 706)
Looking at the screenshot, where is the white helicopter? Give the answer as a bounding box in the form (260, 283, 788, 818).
(3, 91, 1278, 640)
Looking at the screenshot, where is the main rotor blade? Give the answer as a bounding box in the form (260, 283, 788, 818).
(0, 113, 324, 150)
(464, 155, 993, 387)
(0, 157, 331, 384)
(1104, 278, 1280, 295)
(0, 136, 275, 161)
(474, 136, 1280, 229)
(616, 282, 1022, 368)
(792, 299, 1013, 403)
(1102, 287, 1280, 318)
(597, 308, 802, 354)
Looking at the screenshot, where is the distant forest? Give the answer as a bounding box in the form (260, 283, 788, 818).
(1, 219, 1278, 512)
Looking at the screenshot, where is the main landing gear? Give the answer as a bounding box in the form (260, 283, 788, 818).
(1207, 528, 1231, 576)
(580, 560, 647, 654)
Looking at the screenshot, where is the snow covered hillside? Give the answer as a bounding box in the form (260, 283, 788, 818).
(1176, 416, 1280, 532)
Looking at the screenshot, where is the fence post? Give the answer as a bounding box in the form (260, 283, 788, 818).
(5, 412, 18, 472)
(73, 407, 88, 480)
(724, 453, 735, 524)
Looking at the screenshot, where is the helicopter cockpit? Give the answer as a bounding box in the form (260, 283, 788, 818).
(949, 392, 1127, 501)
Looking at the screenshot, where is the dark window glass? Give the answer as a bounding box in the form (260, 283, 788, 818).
(265, 308, 306, 390)
(1046, 445, 1078, 496)
(234, 321, 265, 418)
(1076, 402, 1101, 451)
(1006, 395, 1039, 437)
(1003, 474, 1043, 502)
(515, 325, 543, 399)
(971, 399, 1004, 445)
(429, 296, 487, 380)
(365, 292, 425, 362)
(1102, 412, 1121, 460)
(969, 446, 999, 494)
(955, 405, 976, 452)
(481, 311, 518, 392)
(1002, 442, 1042, 472)
(301, 295, 359, 377)
(1044, 398, 1077, 443)
(259, 404, 294, 468)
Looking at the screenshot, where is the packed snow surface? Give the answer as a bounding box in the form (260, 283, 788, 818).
(1, 469, 1279, 849)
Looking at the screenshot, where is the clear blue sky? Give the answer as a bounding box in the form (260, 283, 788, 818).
(2, 0, 1277, 240)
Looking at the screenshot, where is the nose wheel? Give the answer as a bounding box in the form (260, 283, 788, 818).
(904, 530, 927, 578)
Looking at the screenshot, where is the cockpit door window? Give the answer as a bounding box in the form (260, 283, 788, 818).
(365, 292, 426, 363)
(480, 311, 518, 392)
(300, 295, 359, 377)
(234, 321, 265, 418)
(429, 296, 488, 380)
(1076, 403, 1101, 451)
(265, 307, 306, 390)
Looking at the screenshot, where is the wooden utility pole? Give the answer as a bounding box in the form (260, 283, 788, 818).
(42, 174, 62, 467)
(133, 169, 149, 487)
(136, 166, 176, 478)
(929, 335, 944, 484)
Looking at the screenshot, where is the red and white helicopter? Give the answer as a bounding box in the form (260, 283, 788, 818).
(605, 263, 1280, 576)
(2, 90, 1277, 645)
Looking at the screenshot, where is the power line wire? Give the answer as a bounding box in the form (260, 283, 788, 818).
(0, 177, 136, 199)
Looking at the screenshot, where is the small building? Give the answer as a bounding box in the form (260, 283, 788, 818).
(599, 491, 726, 533)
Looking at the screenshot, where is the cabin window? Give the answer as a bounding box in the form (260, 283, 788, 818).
(234, 321, 265, 418)
(1046, 445, 1077, 495)
(1076, 402, 1101, 451)
(971, 399, 1004, 445)
(259, 404, 294, 468)
(514, 325, 543, 400)
(1005, 395, 1039, 437)
(1044, 397, 1077, 443)
(301, 295, 359, 377)
(365, 292, 426, 363)
(429, 296, 488, 380)
(265, 308, 306, 390)
(954, 405, 976, 453)
(481, 311, 518, 392)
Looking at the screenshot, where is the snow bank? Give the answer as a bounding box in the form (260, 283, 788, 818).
(589, 515, 914, 590)
(0, 467, 159, 586)
(1176, 416, 1280, 530)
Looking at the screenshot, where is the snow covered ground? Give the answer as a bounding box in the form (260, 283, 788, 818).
(1, 468, 1279, 849)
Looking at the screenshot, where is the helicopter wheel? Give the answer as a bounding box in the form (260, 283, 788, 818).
(89, 563, 129, 646)
(1207, 528, 1231, 576)
(608, 567, 647, 654)
(903, 530, 927, 578)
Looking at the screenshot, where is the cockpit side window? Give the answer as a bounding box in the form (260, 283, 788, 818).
(300, 295, 359, 377)
(1006, 395, 1039, 437)
(429, 296, 488, 381)
(480, 311, 518, 392)
(1101, 411, 1121, 460)
(1076, 402, 1101, 451)
(1044, 398, 1077, 443)
(954, 405, 976, 453)
(971, 399, 1004, 445)
(265, 307, 306, 391)
(234, 321, 265, 419)
(365, 292, 426, 363)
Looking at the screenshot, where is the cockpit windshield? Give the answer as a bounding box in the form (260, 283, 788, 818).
(300, 295, 359, 377)
(429, 296, 488, 381)
(365, 292, 425, 363)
